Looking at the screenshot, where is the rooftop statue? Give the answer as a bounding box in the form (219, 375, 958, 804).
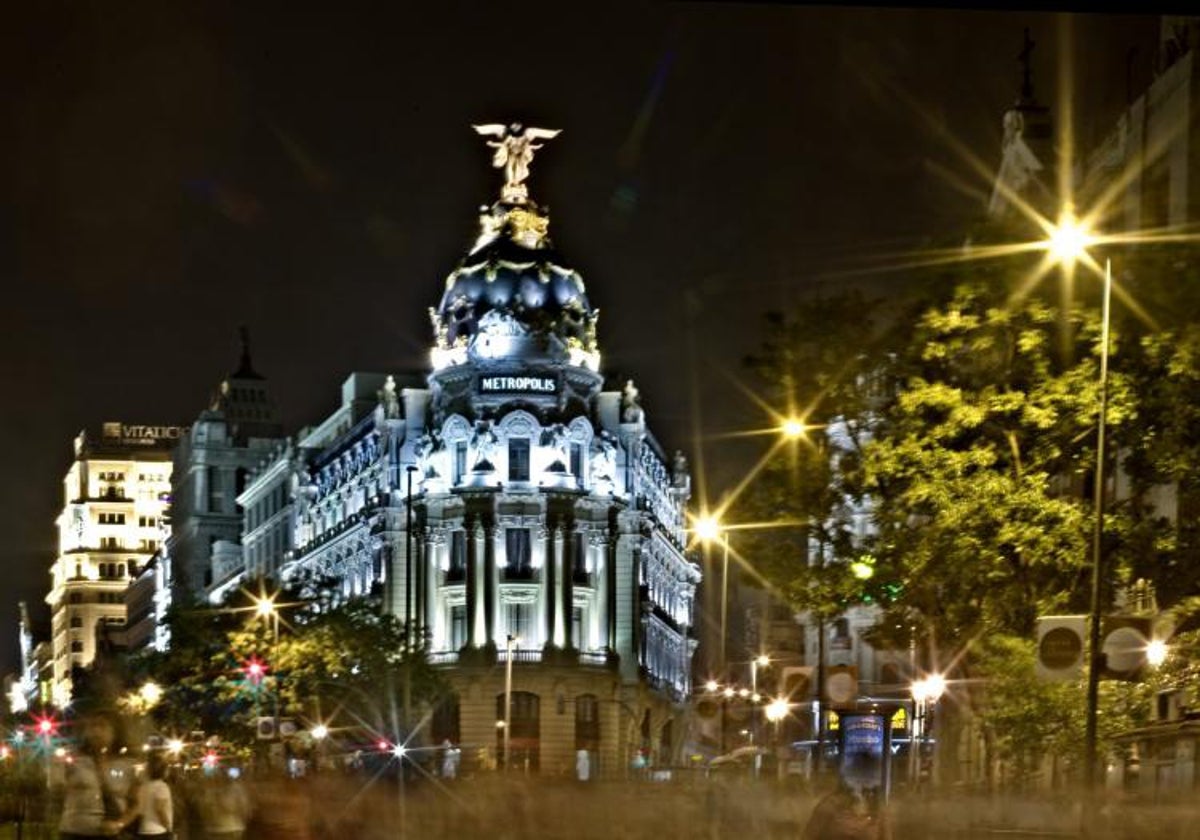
(473, 122, 561, 203)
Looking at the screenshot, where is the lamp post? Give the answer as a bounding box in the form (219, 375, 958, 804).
(765, 697, 789, 782)
(1044, 211, 1109, 792)
(503, 633, 516, 771)
(910, 673, 945, 788)
(749, 654, 769, 745)
(694, 515, 727, 678)
(255, 596, 282, 743)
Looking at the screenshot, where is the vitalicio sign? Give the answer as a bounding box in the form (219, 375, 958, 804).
(102, 422, 186, 446)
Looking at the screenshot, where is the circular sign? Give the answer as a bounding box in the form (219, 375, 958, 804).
(1103, 626, 1148, 675)
(827, 672, 856, 705)
(1039, 626, 1083, 670)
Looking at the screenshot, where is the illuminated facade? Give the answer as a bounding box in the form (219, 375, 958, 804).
(236, 129, 701, 774)
(45, 424, 179, 704)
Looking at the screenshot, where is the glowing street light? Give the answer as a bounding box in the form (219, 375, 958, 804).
(165, 738, 184, 755)
(1046, 210, 1095, 266)
(765, 697, 790, 723)
(704, 679, 719, 693)
(694, 515, 721, 544)
(781, 417, 808, 439)
(139, 682, 163, 707)
(1146, 639, 1169, 668)
(255, 596, 276, 619)
(311, 724, 329, 741)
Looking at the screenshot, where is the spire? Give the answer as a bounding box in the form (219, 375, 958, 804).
(1019, 27, 1036, 103)
(231, 325, 263, 380)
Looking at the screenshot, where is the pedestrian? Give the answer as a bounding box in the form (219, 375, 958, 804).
(132, 753, 173, 838)
(440, 739, 460, 779)
(802, 777, 890, 840)
(56, 710, 136, 840)
(199, 767, 250, 840)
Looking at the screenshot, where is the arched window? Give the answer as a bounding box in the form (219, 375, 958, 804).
(496, 691, 540, 772)
(575, 694, 600, 751)
(432, 695, 461, 745)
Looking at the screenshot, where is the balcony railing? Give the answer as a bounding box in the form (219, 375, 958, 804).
(497, 648, 542, 663)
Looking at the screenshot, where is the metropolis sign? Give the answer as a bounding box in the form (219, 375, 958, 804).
(478, 374, 558, 396)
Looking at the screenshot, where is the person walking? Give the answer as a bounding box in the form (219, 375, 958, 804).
(57, 711, 136, 840)
(133, 754, 173, 838)
(199, 769, 250, 840)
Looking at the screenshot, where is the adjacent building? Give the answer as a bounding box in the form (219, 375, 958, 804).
(168, 333, 285, 601)
(44, 423, 180, 705)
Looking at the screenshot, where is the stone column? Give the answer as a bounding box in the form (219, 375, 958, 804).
(425, 529, 438, 649)
(552, 520, 565, 649)
(484, 517, 496, 646)
(562, 520, 575, 649)
(467, 514, 484, 647)
(544, 517, 556, 647)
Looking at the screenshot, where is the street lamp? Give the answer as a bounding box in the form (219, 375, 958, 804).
(765, 697, 790, 781)
(1042, 211, 1110, 792)
(749, 654, 770, 748)
(1146, 639, 1169, 668)
(781, 417, 808, 439)
(503, 633, 517, 771)
(694, 514, 729, 678)
(910, 672, 946, 787)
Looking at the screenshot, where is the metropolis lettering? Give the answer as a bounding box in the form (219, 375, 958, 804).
(478, 375, 558, 395)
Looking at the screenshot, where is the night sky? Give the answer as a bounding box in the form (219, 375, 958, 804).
(0, 3, 1163, 675)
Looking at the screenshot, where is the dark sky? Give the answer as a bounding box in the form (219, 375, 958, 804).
(0, 3, 1163, 675)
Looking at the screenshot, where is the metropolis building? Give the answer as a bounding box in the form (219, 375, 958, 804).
(235, 127, 701, 774)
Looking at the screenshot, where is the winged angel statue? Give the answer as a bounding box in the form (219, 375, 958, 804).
(472, 122, 561, 201)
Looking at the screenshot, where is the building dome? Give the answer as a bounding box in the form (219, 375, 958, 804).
(430, 201, 600, 370)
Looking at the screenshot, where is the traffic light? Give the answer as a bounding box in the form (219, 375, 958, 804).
(242, 657, 268, 685)
(33, 714, 57, 740)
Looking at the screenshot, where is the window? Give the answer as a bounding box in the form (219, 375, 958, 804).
(505, 528, 532, 577)
(100, 537, 119, 550)
(506, 602, 532, 642)
(98, 512, 125, 525)
(573, 533, 588, 581)
(575, 694, 600, 750)
(508, 438, 530, 482)
(70, 641, 84, 653)
(69, 616, 82, 629)
(207, 466, 220, 513)
(572, 607, 584, 647)
(450, 605, 467, 650)
(453, 441, 467, 484)
(139, 539, 157, 551)
(448, 530, 467, 580)
(570, 443, 583, 486)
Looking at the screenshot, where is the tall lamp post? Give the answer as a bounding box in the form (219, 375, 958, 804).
(1044, 212, 1109, 791)
(694, 515, 728, 678)
(503, 633, 516, 771)
(909, 673, 946, 787)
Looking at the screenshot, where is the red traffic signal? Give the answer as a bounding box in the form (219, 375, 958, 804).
(242, 657, 268, 684)
(34, 715, 57, 738)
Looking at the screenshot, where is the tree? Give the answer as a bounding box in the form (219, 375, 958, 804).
(137, 589, 447, 748)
